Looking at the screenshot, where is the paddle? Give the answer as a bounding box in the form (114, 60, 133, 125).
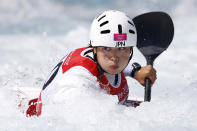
(133, 12, 174, 102)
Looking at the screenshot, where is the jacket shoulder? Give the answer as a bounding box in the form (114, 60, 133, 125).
(62, 47, 98, 76)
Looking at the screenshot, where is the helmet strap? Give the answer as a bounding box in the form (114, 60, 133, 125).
(129, 47, 133, 62)
(88, 41, 93, 47)
(93, 48, 106, 74)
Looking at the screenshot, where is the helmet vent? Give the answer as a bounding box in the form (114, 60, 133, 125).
(128, 21, 134, 26)
(100, 21, 109, 27)
(118, 24, 122, 34)
(98, 15, 106, 22)
(129, 30, 135, 34)
(101, 30, 110, 34)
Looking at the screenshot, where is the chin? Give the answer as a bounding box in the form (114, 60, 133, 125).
(107, 70, 121, 75)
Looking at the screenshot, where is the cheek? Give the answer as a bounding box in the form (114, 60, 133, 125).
(119, 53, 130, 64)
(100, 52, 111, 61)
(121, 52, 130, 59)
(103, 54, 111, 60)
(97, 53, 108, 64)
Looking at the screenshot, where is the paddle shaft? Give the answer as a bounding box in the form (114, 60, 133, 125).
(144, 56, 154, 102)
(144, 78, 152, 102)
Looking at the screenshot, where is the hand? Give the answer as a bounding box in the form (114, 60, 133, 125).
(136, 65, 157, 86)
(123, 100, 142, 107)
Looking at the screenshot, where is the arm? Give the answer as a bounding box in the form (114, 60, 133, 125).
(123, 62, 157, 86)
(26, 66, 97, 117)
(41, 66, 98, 104)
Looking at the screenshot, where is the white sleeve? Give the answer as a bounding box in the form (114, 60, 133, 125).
(41, 66, 98, 105)
(123, 61, 134, 77)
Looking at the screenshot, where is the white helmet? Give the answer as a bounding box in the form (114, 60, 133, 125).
(90, 10, 137, 47)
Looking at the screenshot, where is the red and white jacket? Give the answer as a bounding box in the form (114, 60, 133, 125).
(26, 47, 136, 117)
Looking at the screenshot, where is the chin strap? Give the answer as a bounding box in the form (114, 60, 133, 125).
(93, 52, 106, 74)
(89, 44, 105, 74)
(129, 47, 133, 62)
(88, 45, 105, 80)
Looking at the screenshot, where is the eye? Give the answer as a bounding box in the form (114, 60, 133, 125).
(104, 47, 111, 51)
(119, 47, 125, 50)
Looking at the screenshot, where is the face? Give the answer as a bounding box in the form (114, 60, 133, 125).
(94, 47, 131, 75)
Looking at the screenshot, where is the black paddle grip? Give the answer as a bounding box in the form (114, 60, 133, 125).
(144, 78, 152, 102)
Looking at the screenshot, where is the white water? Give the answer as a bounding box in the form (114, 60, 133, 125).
(1, 0, 197, 130)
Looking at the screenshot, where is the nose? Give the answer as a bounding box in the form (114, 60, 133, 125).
(110, 55, 119, 63)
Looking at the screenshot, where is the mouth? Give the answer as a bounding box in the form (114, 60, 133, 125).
(110, 65, 119, 70)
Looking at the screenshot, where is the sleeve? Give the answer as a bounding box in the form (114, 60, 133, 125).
(40, 66, 98, 105)
(123, 61, 141, 78)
